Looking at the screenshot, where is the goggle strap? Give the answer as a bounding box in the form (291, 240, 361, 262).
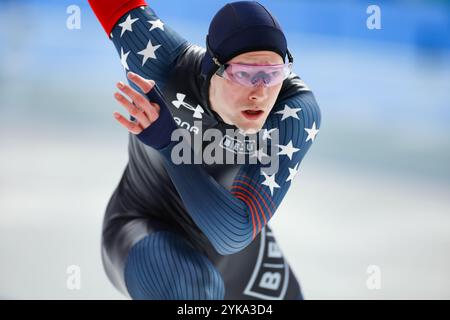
(286, 48, 294, 64)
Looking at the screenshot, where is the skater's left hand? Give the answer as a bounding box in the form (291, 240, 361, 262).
(112, 72, 161, 135)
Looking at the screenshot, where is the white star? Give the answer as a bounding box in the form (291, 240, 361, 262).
(137, 39, 161, 66)
(118, 14, 139, 37)
(277, 140, 300, 160)
(261, 128, 276, 141)
(275, 104, 301, 121)
(148, 19, 165, 31)
(120, 47, 130, 70)
(261, 170, 280, 196)
(250, 147, 268, 162)
(305, 121, 319, 142)
(286, 163, 300, 182)
(140, 6, 146, 10)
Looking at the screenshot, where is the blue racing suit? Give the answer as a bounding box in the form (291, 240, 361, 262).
(88, 0, 321, 300)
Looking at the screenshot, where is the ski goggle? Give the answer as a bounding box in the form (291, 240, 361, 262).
(215, 62, 293, 87)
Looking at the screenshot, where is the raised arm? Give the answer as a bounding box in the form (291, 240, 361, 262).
(88, 0, 190, 90)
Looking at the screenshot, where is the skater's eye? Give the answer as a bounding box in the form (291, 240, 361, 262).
(234, 71, 250, 79)
(270, 71, 280, 77)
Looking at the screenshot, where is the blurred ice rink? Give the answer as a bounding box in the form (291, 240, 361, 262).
(1, 0, 449, 299)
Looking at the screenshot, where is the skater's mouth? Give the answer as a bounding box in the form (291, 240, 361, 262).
(241, 109, 264, 120)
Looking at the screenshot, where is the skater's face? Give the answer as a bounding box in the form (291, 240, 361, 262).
(209, 51, 284, 134)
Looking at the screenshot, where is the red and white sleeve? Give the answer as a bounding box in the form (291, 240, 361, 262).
(88, 0, 148, 36)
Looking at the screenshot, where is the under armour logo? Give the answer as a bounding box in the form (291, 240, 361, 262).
(172, 93, 204, 119)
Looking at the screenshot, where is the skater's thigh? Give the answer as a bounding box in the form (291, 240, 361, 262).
(124, 229, 225, 299)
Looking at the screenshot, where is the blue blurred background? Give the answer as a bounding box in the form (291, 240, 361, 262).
(1, 0, 449, 299)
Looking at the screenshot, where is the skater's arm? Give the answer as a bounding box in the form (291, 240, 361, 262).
(88, 0, 190, 90)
